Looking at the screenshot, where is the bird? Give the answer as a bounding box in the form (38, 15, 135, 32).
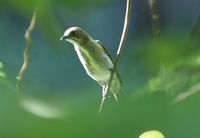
(60, 27, 122, 112)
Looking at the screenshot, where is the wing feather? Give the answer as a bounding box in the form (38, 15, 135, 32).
(96, 40, 123, 86)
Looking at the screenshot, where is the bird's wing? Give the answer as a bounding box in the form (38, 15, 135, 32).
(95, 40, 113, 62)
(96, 40, 123, 86)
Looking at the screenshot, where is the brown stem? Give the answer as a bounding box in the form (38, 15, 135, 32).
(147, 0, 160, 40)
(16, 11, 36, 93)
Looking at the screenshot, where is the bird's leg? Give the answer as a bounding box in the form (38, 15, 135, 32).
(99, 96, 105, 113)
(113, 93, 119, 103)
(99, 84, 108, 113)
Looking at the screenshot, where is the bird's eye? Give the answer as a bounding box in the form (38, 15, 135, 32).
(70, 30, 77, 36)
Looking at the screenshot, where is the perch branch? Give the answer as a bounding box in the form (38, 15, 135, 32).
(99, 0, 132, 112)
(16, 11, 36, 93)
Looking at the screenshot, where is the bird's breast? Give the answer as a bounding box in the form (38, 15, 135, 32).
(73, 44, 112, 82)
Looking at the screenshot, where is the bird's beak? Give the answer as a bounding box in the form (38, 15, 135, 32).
(60, 35, 69, 40)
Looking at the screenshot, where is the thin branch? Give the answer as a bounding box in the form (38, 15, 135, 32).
(173, 82, 200, 104)
(173, 15, 200, 103)
(110, 0, 131, 93)
(16, 11, 36, 93)
(99, 0, 131, 112)
(116, 0, 132, 56)
(147, 0, 160, 40)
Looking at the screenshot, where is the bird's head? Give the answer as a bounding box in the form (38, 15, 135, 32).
(60, 27, 90, 45)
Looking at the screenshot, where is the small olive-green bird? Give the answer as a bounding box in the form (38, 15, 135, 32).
(60, 27, 122, 112)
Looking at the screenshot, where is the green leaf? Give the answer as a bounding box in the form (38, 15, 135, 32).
(0, 71, 7, 78)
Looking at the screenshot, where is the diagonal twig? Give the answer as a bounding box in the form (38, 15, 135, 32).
(99, 0, 132, 112)
(173, 82, 200, 104)
(16, 11, 36, 93)
(174, 15, 200, 103)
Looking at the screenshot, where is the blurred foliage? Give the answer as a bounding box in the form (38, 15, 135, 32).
(1, 35, 200, 137)
(148, 53, 200, 96)
(0, 61, 16, 94)
(1, 0, 114, 47)
(1, 0, 114, 10)
(0, 61, 7, 78)
(0, 0, 200, 138)
(1, 83, 200, 138)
